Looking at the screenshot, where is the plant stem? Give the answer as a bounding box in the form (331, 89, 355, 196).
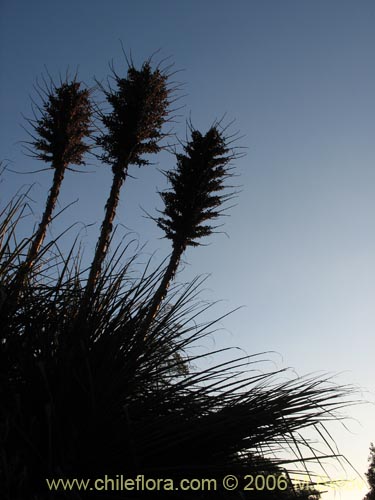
(82, 167, 126, 308)
(141, 242, 184, 334)
(26, 162, 66, 268)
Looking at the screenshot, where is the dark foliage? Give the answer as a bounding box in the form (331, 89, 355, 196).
(0, 56, 355, 500)
(0, 199, 350, 499)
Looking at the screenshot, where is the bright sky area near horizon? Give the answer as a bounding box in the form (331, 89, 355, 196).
(0, 1, 374, 498)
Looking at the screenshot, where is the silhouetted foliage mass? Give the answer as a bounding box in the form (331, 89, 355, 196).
(0, 52, 355, 500)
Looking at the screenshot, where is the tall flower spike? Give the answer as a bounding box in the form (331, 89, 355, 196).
(142, 125, 236, 332)
(82, 60, 172, 313)
(23, 78, 92, 271)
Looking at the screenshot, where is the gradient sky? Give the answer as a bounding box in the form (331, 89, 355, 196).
(1, 1, 374, 498)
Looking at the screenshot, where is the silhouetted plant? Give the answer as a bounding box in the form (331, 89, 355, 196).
(0, 185, 35, 316)
(0, 55, 357, 500)
(142, 125, 236, 332)
(23, 77, 92, 272)
(83, 59, 172, 307)
(1, 220, 347, 498)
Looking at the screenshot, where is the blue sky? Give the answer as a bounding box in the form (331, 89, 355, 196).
(1, 1, 374, 498)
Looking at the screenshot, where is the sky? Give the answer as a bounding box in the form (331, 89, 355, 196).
(1, 1, 374, 498)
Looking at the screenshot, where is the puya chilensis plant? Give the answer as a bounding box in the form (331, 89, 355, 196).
(1, 55, 356, 500)
(142, 124, 237, 332)
(23, 76, 92, 273)
(2, 77, 92, 315)
(81, 59, 173, 311)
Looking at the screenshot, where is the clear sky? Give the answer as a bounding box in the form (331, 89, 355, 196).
(1, 1, 374, 498)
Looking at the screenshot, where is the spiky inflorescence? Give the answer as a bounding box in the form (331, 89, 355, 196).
(97, 62, 171, 171)
(32, 80, 92, 166)
(157, 127, 234, 250)
(80, 61, 172, 306)
(139, 127, 235, 332)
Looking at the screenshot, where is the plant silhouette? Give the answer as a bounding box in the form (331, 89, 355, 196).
(23, 78, 91, 273)
(0, 53, 356, 500)
(142, 125, 236, 333)
(82, 60, 172, 311)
